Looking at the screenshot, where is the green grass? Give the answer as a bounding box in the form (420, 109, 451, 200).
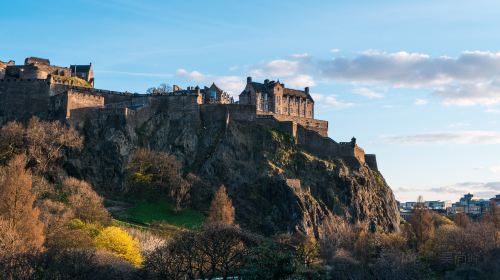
(126, 200, 205, 229)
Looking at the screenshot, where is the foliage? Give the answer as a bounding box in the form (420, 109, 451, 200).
(95, 226, 143, 267)
(52, 74, 92, 87)
(143, 223, 255, 279)
(207, 185, 235, 225)
(127, 148, 191, 211)
(62, 177, 110, 224)
(0, 118, 83, 174)
(0, 155, 45, 251)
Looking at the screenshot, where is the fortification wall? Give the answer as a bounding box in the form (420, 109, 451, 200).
(0, 78, 51, 122)
(69, 107, 128, 129)
(66, 90, 104, 118)
(365, 154, 378, 171)
(261, 113, 328, 137)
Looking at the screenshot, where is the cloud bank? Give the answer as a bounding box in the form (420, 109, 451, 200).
(383, 130, 500, 145)
(250, 51, 500, 106)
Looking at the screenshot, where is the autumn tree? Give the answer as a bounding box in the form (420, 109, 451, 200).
(484, 201, 500, 230)
(408, 196, 435, 249)
(25, 117, 83, 173)
(0, 118, 83, 174)
(453, 213, 470, 228)
(127, 148, 190, 211)
(207, 185, 235, 225)
(63, 177, 110, 224)
(0, 154, 45, 251)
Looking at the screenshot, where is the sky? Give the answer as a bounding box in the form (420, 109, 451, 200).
(1, 0, 500, 202)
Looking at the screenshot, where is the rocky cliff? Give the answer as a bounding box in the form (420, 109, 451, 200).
(67, 102, 399, 237)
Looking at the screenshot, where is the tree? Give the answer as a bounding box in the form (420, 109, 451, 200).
(408, 196, 435, 249)
(0, 154, 44, 251)
(484, 201, 500, 230)
(453, 213, 470, 228)
(146, 83, 172, 95)
(207, 185, 235, 225)
(25, 117, 83, 173)
(63, 177, 110, 224)
(0, 118, 83, 174)
(143, 223, 253, 279)
(127, 148, 190, 211)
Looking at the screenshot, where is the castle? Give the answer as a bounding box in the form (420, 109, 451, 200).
(239, 77, 328, 137)
(0, 57, 377, 170)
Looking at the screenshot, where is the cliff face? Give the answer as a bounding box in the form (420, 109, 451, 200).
(68, 104, 399, 237)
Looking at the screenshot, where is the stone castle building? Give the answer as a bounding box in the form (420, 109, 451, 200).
(0, 56, 377, 170)
(171, 83, 233, 104)
(1, 57, 94, 87)
(239, 77, 328, 136)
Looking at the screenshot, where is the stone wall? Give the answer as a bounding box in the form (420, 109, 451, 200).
(365, 154, 378, 171)
(273, 113, 328, 137)
(66, 90, 104, 118)
(0, 78, 51, 122)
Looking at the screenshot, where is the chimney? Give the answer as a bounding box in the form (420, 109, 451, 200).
(305, 87, 310, 94)
(247, 76, 252, 83)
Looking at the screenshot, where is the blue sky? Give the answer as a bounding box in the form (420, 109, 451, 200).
(2, 0, 500, 202)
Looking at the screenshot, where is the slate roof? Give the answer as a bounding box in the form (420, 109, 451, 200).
(247, 80, 314, 102)
(283, 88, 313, 101)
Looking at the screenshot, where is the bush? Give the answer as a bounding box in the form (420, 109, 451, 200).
(95, 226, 143, 267)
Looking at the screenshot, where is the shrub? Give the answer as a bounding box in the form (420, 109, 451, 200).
(95, 226, 143, 267)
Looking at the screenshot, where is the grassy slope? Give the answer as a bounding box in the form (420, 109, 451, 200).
(121, 200, 205, 229)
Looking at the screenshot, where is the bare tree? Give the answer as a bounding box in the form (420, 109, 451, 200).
(146, 83, 172, 95)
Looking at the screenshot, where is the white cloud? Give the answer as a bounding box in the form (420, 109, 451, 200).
(397, 181, 500, 201)
(311, 93, 353, 109)
(353, 87, 384, 99)
(383, 130, 500, 145)
(176, 69, 206, 81)
(285, 74, 316, 88)
(490, 166, 500, 174)
(176, 68, 245, 96)
(414, 98, 428, 106)
(429, 182, 500, 198)
(330, 48, 340, 53)
(291, 53, 310, 58)
(485, 108, 500, 114)
(435, 81, 500, 106)
(250, 59, 300, 77)
(317, 51, 500, 87)
(228, 65, 239, 71)
(250, 50, 500, 106)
